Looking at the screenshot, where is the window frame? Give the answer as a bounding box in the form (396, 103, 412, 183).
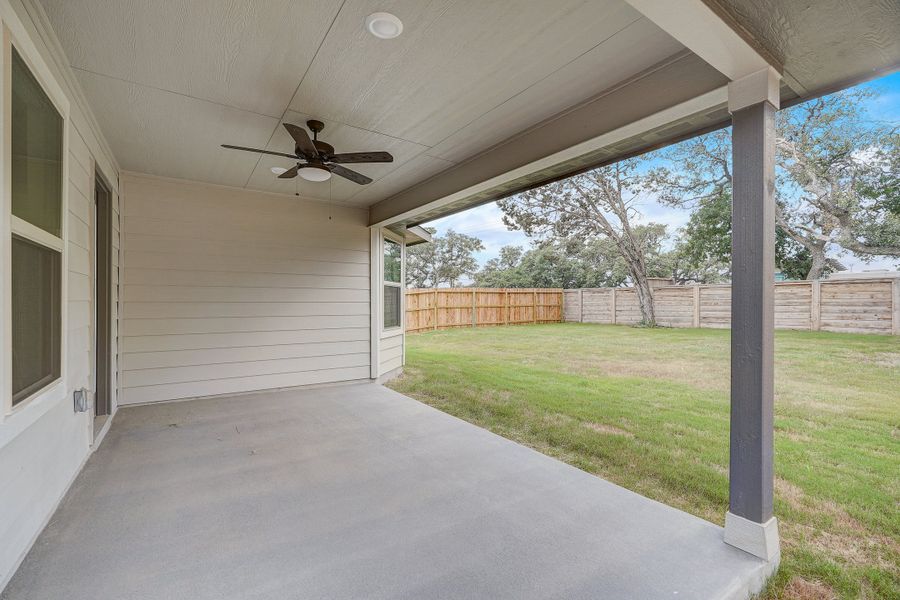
(381, 232, 404, 334)
(1, 20, 70, 420)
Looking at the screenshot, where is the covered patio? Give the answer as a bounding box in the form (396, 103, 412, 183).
(1, 0, 897, 597)
(2, 383, 770, 600)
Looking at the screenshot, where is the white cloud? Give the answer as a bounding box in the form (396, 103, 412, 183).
(424, 203, 531, 265)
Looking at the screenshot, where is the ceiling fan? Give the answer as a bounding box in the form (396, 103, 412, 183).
(222, 120, 393, 185)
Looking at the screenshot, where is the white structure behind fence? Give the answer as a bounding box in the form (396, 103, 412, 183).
(564, 275, 900, 335)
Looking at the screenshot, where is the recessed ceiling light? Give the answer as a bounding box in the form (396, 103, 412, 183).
(298, 165, 332, 182)
(270, 166, 287, 175)
(365, 12, 403, 39)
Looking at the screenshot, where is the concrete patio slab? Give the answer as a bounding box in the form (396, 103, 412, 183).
(2, 383, 774, 599)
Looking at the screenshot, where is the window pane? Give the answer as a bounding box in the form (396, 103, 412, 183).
(12, 47, 63, 237)
(12, 235, 61, 405)
(384, 239, 401, 283)
(384, 285, 401, 329)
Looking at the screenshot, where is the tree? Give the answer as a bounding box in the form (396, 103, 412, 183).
(406, 228, 484, 288)
(777, 90, 899, 276)
(406, 227, 440, 287)
(475, 226, 677, 289)
(671, 188, 829, 281)
(650, 89, 900, 280)
(498, 159, 663, 325)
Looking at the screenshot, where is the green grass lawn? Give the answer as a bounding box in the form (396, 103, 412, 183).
(387, 324, 900, 599)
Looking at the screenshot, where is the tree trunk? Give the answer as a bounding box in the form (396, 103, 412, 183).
(805, 244, 829, 280)
(616, 235, 656, 325)
(632, 274, 656, 326)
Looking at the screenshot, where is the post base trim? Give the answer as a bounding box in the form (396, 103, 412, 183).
(724, 511, 780, 561)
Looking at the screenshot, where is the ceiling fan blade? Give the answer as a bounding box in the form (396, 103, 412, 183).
(278, 165, 299, 179)
(329, 164, 373, 185)
(222, 144, 298, 160)
(283, 123, 318, 158)
(329, 151, 394, 164)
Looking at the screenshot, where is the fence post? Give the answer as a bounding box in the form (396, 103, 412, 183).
(532, 290, 537, 323)
(892, 278, 900, 336)
(558, 289, 563, 323)
(579, 289, 584, 322)
(692, 285, 701, 328)
(433, 289, 438, 331)
(810, 280, 821, 331)
(504, 289, 509, 325)
(472, 289, 477, 328)
(611, 288, 617, 325)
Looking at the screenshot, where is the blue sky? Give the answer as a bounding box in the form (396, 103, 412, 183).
(424, 71, 900, 273)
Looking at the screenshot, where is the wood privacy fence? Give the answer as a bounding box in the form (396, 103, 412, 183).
(406, 288, 563, 333)
(563, 276, 900, 335)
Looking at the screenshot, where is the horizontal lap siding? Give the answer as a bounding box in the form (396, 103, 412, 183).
(379, 334, 403, 374)
(119, 176, 370, 404)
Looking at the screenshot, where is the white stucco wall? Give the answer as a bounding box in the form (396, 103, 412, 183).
(0, 0, 121, 589)
(118, 174, 372, 405)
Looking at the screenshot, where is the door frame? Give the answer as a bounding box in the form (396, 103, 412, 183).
(93, 169, 112, 417)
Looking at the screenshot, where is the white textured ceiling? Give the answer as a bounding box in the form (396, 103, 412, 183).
(39, 0, 684, 207)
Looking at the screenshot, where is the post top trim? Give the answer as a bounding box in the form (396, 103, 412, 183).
(728, 67, 781, 113)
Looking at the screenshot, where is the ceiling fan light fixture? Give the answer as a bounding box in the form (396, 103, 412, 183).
(270, 166, 287, 175)
(298, 165, 332, 182)
(365, 12, 403, 39)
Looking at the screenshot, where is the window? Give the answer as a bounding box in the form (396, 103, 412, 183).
(9, 46, 64, 406)
(383, 238, 402, 329)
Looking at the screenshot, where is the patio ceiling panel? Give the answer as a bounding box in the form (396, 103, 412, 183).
(36, 0, 897, 214)
(74, 69, 279, 188)
(37, 0, 694, 206)
(39, 0, 343, 118)
(287, 0, 647, 146)
(424, 17, 683, 164)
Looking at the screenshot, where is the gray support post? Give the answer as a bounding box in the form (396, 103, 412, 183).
(724, 67, 780, 562)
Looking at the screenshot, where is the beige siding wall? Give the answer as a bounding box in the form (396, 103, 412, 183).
(0, 0, 121, 589)
(67, 124, 121, 412)
(119, 175, 370, 404)
(378, 334, 403, 375)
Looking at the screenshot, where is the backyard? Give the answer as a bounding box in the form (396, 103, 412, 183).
(387, 324, 900, 599)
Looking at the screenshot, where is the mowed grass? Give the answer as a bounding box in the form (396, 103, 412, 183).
(387, 324, 900, 599)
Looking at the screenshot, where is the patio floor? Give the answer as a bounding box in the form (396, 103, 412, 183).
(2, 383, 773, 599)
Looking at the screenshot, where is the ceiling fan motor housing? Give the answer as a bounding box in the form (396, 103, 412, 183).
(312, 140, 334, 156)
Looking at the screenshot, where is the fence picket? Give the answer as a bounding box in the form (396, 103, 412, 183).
(406, 288, 564, 333)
